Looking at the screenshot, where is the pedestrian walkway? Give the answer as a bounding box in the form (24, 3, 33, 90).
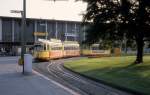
(0, 57, 77, 95)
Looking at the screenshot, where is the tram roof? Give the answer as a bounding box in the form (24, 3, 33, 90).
(63, 41, 78, 44)
(50, 39, 62, 43)
(63, 41, 79, 47)
(92, 44, 99, 47)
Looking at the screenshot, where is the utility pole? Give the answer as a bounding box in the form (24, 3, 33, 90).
(65, 22, 68, 41)
(10, 0, 26, 74)
(55, 21, 58, 39)
(21, 0, 26, 74)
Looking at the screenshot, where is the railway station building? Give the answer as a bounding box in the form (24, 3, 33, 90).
(0, 16, 86, 55)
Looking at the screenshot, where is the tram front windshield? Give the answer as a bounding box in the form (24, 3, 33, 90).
(34, 44, 44, 51)
(92, 46, 99, 50)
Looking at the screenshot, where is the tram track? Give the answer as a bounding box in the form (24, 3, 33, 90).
(33, 57, 133, 95)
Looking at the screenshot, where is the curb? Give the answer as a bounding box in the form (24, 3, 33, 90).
(63, 65, 146, 95)
(32, 70, 80, 95)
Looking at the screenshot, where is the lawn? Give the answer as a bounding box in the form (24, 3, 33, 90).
(64, 56, 150, 95)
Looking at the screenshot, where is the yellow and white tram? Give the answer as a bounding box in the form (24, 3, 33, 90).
(63, 41, 80, 57)
(81, 44, 111, 57)
(32, 39, 111, 61)
(33, 39, 80, 61)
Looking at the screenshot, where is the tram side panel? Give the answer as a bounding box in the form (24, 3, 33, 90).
(91, 50, 111, 57)
(63, 45, 80, 57)
(37, 50, 50, 61)
(81, 49, 111, 57)
(81, 49, 92, 56)
(63, 50, 80, 57)
(50, 50, 63, 59)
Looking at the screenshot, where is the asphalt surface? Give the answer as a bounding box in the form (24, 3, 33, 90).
(33, 57, 133, 95)
(0, 56, 78, 95)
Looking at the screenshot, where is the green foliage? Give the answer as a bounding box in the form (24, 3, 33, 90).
(82, 0, 150, 43)
(81, 0, 150, 63)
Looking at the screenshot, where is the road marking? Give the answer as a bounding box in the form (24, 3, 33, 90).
(0, 59, 18, 62)
(33, 70, 80, 95)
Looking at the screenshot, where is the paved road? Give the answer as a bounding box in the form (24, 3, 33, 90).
(0, 56, 21, 74)
(0, 56, 19, 63)
(0, 56, 79, 95)
(33, 57, 133, 95)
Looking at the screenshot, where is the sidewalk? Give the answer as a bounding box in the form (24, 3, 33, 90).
(0, 58, 78, 95)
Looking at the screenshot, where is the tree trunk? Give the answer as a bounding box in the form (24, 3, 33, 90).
(135, 35, 144, 64)
(134, 0, 146, 64)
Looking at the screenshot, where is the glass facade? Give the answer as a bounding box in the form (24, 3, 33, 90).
(26, 20, 34, 43)
(0, 17, 85, 55)
(57, 21, 65, 41)
(1, 17, 84, 43)
(36, 20, 46, 39)
(14, 19, 21, 42)
(0, 18, 2, 42)
(47, 21, 54, 39)
(47, 21, 55, 39)
(2, 18, 12, 42)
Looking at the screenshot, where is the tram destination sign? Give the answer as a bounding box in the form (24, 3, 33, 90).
(34, 32, 48, 36)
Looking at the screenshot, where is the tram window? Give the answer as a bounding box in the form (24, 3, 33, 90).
(44, 44, 46, 50)
(72, 47, 75, 50)
(64, 47, 70, 50)
(92, 47, 99, 50)
(33, 45, 43, 51)
(64, 46, 79, 50)
(64, 47, 67, 50)
(75, 47, 79, 50)
(47, 45, 50, 50)
(51, 47, 62, 50)
(36, 47, 41, 51)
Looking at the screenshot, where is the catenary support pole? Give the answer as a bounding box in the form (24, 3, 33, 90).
(21, 0, 26, 74)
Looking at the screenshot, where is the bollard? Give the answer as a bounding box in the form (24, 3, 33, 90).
(24, 54, 32, 74)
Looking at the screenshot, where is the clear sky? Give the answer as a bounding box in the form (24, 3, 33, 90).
(0, 0, 87, 21)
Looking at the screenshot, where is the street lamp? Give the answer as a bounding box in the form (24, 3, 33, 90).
(11, 0, 69, 74)
(10, 0, 26, 74)
(10, 10, 23, 14)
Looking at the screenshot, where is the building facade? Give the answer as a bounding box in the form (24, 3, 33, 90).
(0, 16, 85, 55)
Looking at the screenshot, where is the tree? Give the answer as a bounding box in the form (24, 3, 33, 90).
(82, 0, 150, 64)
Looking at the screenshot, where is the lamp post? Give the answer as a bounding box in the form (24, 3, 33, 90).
(10, 0, 26, 74)
(22, 0, 26, 74)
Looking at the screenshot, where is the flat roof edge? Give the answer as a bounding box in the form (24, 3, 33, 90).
(0, 16, 82, 23)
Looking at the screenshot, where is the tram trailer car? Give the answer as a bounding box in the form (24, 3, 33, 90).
(48, 39, 63, 59)
(63, 41, 80, 57)
(81, 44, 111, 57)
(32, 39, 111, 61)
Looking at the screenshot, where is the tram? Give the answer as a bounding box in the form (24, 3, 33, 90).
(33, 39, 80, 61)
(32, 38, 111, 61)
(63, 41, 80, 57)
(81, 44, 111, 57)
